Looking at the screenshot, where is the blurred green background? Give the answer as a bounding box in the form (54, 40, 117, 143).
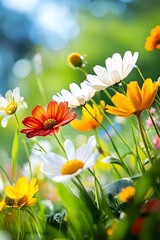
(0, 0, 159, 163)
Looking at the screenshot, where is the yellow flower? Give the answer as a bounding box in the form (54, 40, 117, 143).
(4, 176, 39, 208)
(106, 78, 159, 117)
(70, 101, 105, 131)
(68, 52, 84, 68)
(118, 186, 136, 203)
(144, 25, 160, 51)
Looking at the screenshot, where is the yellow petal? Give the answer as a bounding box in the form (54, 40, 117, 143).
(5, 185, 18, 199)
(27, 178, 39, 199)
(16, 176, 28, 196)
(26, 198, 37, 207)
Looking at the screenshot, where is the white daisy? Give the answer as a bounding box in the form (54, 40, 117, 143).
(40, 135, 99, 182)
(52, 81, 96, 108)
(87, 51, 139, 90)
(0, 87, 27, 127)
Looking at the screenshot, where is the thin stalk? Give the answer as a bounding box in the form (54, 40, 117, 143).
(54, 134, 65, 154)
(136, 113, 153, 165)
(15, 113, 33, 178)
(36, 75, 47, 105)
(129, 118, 145, 174)
(84, 105, 132, 177)
(135, 65, 145, 81)
(91, 99, 135, 155)
(147, 109, 160, 136)
(0, 165, 12, 184)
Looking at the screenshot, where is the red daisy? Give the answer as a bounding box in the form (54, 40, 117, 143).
(21, 101, 76, 138)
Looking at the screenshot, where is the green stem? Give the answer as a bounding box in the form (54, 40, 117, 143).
(91, 99, 135, 155)
(84, 105, 132, 177)
(147, 109, 160, 136)
(54, 134, 65, 154)
(129, 118, 145, 174)
(36, 75, 47, 105)
(0, 165, 12, 184)
(135, 65, 145, 81)
(136, 113, 153, 165)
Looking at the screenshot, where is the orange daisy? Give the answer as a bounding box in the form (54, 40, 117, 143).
(106, 78, 159, 117)
(21, 101, 76, 138)
(144, 25, 160, 51)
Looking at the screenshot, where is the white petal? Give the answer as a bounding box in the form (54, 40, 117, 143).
(0, 97, 8, 108)
(13, 87, 20, 102)
(76, 136, 96, 162)
(64, 139, 76, 160)
(110, 70, 121, 83)
(84, 151, 99, 168)
(69, 83, 81, 96)
(1, 115, 11, 128)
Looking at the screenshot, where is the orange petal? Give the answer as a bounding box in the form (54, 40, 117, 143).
(106, 105, 133, 117)
(127, 81, 142, 111)
(47, 101, 58, 119)
(141, 78, 159, 110)
(32, 105, 47, 122)
(111, 92, 136, 113)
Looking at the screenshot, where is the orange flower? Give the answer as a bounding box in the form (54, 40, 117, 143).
(144, 25, 160, 51)
(21, 101, 76, 138)
(118, 186, 136, 203)
(106, 78, 159, 117)
(70, 101, 105, 131)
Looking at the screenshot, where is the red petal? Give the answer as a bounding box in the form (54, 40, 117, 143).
(32, 105, 47, 122)
(22, 117, 43, 128)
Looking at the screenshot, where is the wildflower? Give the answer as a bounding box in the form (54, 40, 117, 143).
(144, 25, 160, 51)
(40, 136, 99, 182)
(106, 78, 159, 117)
(4, 176, 38, 208)
(52, 81, 96, 108)
(70, 101, 105, 131)
(68, 52, 84, 68)
(0, 87, 27, 127)
(21, 101, 76, 138)
(118, 186, 136, 203)
(153, 136, 160, 150)
(87, 51, 138, 90)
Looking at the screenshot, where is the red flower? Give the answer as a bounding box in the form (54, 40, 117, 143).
(21, 101, 76, 138)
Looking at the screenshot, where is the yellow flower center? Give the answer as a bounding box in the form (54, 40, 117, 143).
(43, 119, 57, 129)
(61, 160, 84, 175)
(5, 102, 18, 115)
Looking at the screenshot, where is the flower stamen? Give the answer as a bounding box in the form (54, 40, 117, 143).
(43, 119, 57, 129)
(61, 160, 84, 175)
(5, 102, 18, 115)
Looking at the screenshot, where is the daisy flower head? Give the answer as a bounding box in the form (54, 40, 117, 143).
(52, 81, 96, 108)
(0, 87, 27, 127)
(21, 101, 76, 138)
(144, 25, 160, 51)
(106, 78, 159, 117)
(87, 51, 139, 90)
(70, 100, 105, 131)
(40, 135, 99, 182)
(4, 176, 39, 208)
